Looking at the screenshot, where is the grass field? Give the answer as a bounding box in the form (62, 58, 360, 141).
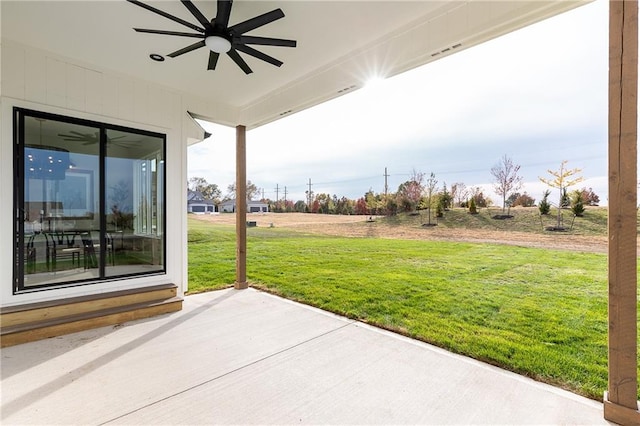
(187, 216, 631, 400)
(373, 205, 618, 236)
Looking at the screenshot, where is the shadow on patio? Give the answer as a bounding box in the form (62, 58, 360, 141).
(1, 288, 608, 425)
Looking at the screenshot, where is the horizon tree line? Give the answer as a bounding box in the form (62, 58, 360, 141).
(188, 157, 600, 216)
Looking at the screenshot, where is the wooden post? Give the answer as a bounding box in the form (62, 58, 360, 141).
(235, 125, 248, 289)
(605, 0, 639, 423)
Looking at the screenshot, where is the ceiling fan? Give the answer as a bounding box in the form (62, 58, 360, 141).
(127, 0, 297, 75)
(57, 131, 138, 148)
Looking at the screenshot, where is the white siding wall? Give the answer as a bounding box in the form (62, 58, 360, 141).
(0, 40, 209, 306)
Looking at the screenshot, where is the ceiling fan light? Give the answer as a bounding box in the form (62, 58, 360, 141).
(205, 36, 231, 53)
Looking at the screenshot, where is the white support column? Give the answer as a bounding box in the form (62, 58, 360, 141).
(604, 0, 639, 423)
(235, 125, 248, 289)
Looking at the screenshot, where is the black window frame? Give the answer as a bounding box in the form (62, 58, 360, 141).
(13, 107, 167, 293)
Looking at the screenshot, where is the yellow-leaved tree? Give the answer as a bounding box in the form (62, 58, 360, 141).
(539, 160, 584, 229)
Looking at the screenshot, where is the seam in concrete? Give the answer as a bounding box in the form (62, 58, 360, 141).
(99, 319, 357, 425)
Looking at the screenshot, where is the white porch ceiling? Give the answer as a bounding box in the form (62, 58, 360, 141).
(2, 1, 587, 129)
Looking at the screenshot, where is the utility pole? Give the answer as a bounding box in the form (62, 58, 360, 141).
(261, 188, 265, 200)
(306, 178, 313, 209)
(275, 184, 279, 202)
(283, 186, 288, 203)
(384, 167, 389, 199)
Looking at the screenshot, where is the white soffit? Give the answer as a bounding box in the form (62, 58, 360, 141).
(1, 1, 588, 130)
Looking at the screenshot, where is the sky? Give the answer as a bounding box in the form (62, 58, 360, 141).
(188, 0, 610, 206)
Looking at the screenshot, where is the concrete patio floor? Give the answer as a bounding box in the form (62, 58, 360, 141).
(2, 288, 609, 425)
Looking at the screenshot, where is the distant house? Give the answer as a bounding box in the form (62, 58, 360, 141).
(187, 190, 216, 214)
(220, 199, 268, 213)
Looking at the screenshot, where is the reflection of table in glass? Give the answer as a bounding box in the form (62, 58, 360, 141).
(26, 230, 113, 272)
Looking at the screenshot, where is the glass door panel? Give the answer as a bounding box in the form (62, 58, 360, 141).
(22, 116, 100, 287)
(105, 129, 165, 277)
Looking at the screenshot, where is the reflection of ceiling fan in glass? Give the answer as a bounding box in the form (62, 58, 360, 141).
(57, 131, 139, 148)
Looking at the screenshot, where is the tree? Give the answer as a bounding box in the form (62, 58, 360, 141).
(451, 182, 468, 207)
(539, 160, 584, 229)
(468, 197, 478, 214)
(440, 182, 452, 210)
(424, 172, 438, 225)
(506, 192, 520, 207)
(396, 169, 424, 212)
(364, 189, 382, 215)
(335, 196, 354, 215)
(560, 188, 570, 208)
(355, 197, 369, 215)
(385, 196, 398, 216)
(188, 177, 221, 203)
(314, 193, 335, 214)
(435, 196, 445, 217)
(490, 155, 523, 214)
(570, 189, 585, 217)
(227, 180, 260, 201)
(579, 187, 600, 206)
(512, 192, 535, 207)
(539, 190, 551, 215)
(468, 186, 491, 208)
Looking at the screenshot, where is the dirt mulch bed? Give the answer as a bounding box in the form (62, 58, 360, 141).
(193, 212, 609, 254)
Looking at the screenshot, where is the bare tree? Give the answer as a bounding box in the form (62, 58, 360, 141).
(227, 180, 260, 201)
(490, 155, 523, 214)
(451, 182, 468, 207)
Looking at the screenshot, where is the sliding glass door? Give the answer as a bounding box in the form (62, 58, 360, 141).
(14, 109, 166, 292)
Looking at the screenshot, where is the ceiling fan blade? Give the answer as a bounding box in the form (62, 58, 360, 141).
(208, 51, 220, 70)
(134, 28, 203, 38)
(215, 0, 233, 29)
(227, 49, 253, 74)
(68, 131, 88, 136)
(234, 44, 282, 67)
(181, 0, 213, 30)
(238, 36, 296, 48)
(126, 0, 205, 33)
(229, 9, 284, 35)
(168, 40, 206, 58)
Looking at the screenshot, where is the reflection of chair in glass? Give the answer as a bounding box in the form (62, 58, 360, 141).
(81, 232, 115, 269)
(81, 233, 98, 269)
(25, 234, 37, 273)
(49, 231, 82, 270)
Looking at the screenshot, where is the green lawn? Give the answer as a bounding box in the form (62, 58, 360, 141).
(187, 217, 635, 400)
